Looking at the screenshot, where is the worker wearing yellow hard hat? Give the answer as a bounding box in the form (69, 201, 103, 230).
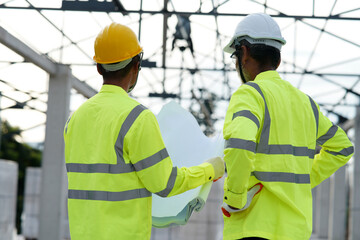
(221, 13, 353, 240)
(93, 23, 143, 92)
(64, 22, 225, 239)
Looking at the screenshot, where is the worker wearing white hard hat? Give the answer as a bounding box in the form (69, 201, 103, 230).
(221, 13, 353, 240)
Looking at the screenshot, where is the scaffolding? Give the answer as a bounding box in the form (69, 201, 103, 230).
(0, 0, 359, 239)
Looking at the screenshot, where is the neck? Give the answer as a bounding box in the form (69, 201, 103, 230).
(103, 74, 132, 92)
(249, 64, 275, 81)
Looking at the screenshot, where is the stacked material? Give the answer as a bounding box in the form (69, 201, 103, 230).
(21, 167, 41, 239)
(21, 167, 71, 239)
(0, 159, 18, 240)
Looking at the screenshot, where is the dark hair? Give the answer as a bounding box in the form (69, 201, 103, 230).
(235, 39, 281, 69)
(98, 54, 141, 79)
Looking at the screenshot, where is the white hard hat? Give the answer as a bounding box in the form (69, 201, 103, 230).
(223, 13, 286, 53)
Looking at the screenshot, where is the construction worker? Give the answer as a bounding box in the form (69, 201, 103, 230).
(63, 23, 225, 240)
(221, 13, 354, 240)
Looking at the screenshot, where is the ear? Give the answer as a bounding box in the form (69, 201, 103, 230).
(241, 45, 250, 65)
(134, 61, 140, 71)
(276, 55, 281, 69)
(96, 63, 103, 75)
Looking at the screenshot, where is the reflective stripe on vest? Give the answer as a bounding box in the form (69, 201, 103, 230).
(114, 104, 147, 170)
(225, 138, 315, 157)
(225, 138, 256, 153)
(251, 171, 310, 184)
(68, 188, 152, 201)
(66, 104, 148, 174)
(308, 100, 352, 157)
(133, 148, 169, 171)
(233, 110, 260, 129)
(245, 82, 316, 159)
(316, 124, 338, 146)
(325, 146, 354, 157)
(66, 104, 176, 201)
(155, 167, 178, 197)
(66, 148, 169, 174)
(308, 96, 319, 137)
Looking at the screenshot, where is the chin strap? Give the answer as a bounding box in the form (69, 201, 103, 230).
(127, 61, 142, 93)
(127, 52, 144, 93)
(237, 56, 247, 83)
(234, 40, 247, 83)
(127, 75, 138, 93)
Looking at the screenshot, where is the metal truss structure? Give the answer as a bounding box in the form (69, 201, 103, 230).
(0, 0, 359, 137)
(0, 1, 360, 239)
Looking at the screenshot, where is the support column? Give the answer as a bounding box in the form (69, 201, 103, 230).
(349, 106, 360, 240)
(0, 160, 18, 239)
(328, 166, 347, 240)
(312, 187, 317, 235)
(39, 65, 71, 240)
(314, 178, 330, 239)
(161, 0, 168, 93)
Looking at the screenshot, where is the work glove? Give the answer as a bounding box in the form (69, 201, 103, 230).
(205, 157, 225, 182)
(221, 183, 263, 217)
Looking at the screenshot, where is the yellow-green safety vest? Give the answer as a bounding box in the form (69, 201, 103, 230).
(64, 84, 214, 240)
(222, 71, 354, 240)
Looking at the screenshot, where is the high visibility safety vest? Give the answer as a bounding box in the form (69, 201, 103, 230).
(222, 71, 354, 240)
(64, 84, 214, 240)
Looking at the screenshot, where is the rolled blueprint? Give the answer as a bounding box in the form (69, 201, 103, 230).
(152, 101, 224, 228)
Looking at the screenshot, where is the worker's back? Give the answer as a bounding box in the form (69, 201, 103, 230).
(223, 70, 353, 240)
(64, 84, 154, 239)
(64, 84, 218, 240)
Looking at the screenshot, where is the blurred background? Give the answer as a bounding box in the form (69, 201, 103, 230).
(0, 0, 359, 239)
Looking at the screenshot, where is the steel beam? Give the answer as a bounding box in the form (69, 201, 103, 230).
(38, 65, 71, 240)
(0, 26, 97, 98)
(161, 0, 169, 92)
(0, 25, 96, 239)
(342, 119, 355, 133)
(314, 178, 330, 239)
(0, 26, 57, 74)
(328, 166, 347, 240)
(1, 5, 360, 21)
(349, 106, 360, 240)
(0, 160, 18, 239)
(312, 187, 317, 236)
(71, 76, 97, 98)
(327, 118, 356, 240)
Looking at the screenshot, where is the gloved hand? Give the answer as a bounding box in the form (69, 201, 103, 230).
(221, 183, 263, 217)
(205, 157, 225, 182)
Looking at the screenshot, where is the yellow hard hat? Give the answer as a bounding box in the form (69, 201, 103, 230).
(93, 23, 143, 64)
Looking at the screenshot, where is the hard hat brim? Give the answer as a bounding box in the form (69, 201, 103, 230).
(223, 36, 236, 54)
(223, 35, 286, 54)
(93, 47, 143, 64)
